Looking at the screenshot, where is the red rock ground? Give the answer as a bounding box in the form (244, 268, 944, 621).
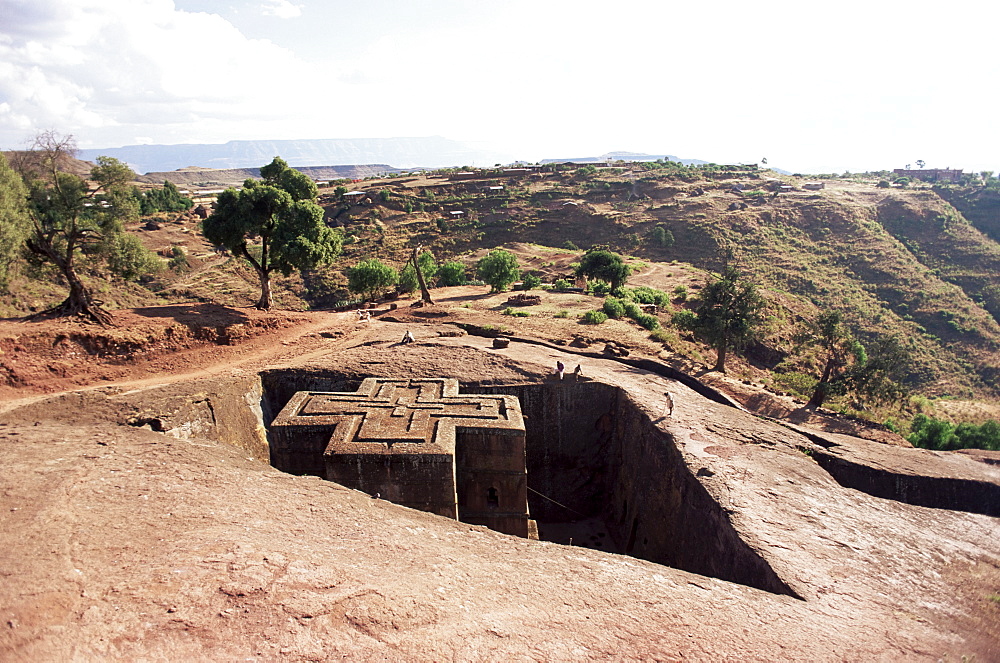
(0, 295, 998, 661)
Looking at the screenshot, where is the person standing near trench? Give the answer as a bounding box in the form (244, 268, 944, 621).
(662, 391, 674, 416)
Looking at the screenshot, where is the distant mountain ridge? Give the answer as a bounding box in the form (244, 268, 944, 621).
(135, 164, 404, 188)
(540, 151, 709, 166)
(78, 137, 515, 175)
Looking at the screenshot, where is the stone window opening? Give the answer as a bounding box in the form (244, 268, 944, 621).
(487, 486, 499, 508)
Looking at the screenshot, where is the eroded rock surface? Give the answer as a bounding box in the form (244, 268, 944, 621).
(1, 327, 997, 660)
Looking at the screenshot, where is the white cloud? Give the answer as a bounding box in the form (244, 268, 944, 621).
(2, 0, 999, 172)
(0, 0, 330, 149)
(260, 0, 302, 19)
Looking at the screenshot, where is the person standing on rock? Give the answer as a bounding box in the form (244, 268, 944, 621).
(556, 360, 565, 380)
(574, 364, 583, 380)
(662, 391, 674, 416)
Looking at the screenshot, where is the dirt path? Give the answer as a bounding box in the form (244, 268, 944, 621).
(0, 308, 353, 412)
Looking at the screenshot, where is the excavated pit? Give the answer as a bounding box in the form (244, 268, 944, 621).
(261, 370, 798, 597)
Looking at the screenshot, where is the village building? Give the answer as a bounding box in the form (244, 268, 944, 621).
(892, 168, 964, 183)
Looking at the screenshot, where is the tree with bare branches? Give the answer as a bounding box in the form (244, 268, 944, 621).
(16, 132, 140, 325)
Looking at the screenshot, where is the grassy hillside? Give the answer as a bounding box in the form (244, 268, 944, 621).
(316, 165, 999, 398)
(3, 163, 998, 403)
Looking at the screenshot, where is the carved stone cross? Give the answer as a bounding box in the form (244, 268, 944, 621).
(270, 378, 530, 537)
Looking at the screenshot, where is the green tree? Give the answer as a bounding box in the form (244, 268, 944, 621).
(0, 152, 31, 289)
(348, 258, 398, 300)
(398, 250, 438, 293)
(18, 132, 144, 324)
(476, 249, 520, 292)
(576, 248, 631, 288)
(437, 261, 467, 286)
(689, 266, 767, 373)
(203, 157, 341, 310)
(520, 273, 541, 290)
(138, 180, 193, 214)
(908, 415, 1000, 451)
(803, 310, 867, 409)
(106, 233, 162, 281)
(651, 225, 675, 248)
(603, 296, 626, 319)
(842, 335, 909, 408)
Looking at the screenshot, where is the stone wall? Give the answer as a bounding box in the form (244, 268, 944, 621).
(262, 371, 794, 595)
(470, 381, 796, 596)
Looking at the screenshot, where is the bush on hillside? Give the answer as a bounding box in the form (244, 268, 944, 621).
(603, 297, 626, 319)
(908, 414, 1000, 451)
(437, 261, 466, 287)
(520, 273, 542, 290)
(633, 312, 661, 330)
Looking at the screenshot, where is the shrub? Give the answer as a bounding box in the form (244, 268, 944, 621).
(563, 240, 579, 250)
(908, 415, 1000, 451)
(633, 312, 660, 330)
(610, 286, 633, 300)
(554, 310, 569, 318)
(672, 310, 697, 330)
(673, 284, 688, 300)
(589, 281, 611, 296)
(630, 286, 670, 307)
(582, 310, 608, 324)
(348, 258, 398, 299)
(623, 301, 642, 319)
(649, 328, 672, 344)
(771, 372, 819, 400)
(876, 180, 891, 188)
(138, 180, 193, 214)
(603, 297, 626, 319)
(107, 233, 163, 281)
(651, 225, 675, 248)
(503, 307, 530, 317)
(168, 246, 189, 272)
(553, 278, 572, 290)
(520, 273, 542, 290)
(437, 261, 466, 286)
(477, 249, 520, 293)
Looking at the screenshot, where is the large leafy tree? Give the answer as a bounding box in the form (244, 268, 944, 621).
(476, 249, 520, 293)
(203, 157, 342, 310)
(688, 266, 767, 373)
(0, 152, 31, 289)
(17, 132, 143, 324)
(576, 247, 631, 288)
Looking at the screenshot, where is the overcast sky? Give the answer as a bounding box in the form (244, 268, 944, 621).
(2, 0, 998, 173)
